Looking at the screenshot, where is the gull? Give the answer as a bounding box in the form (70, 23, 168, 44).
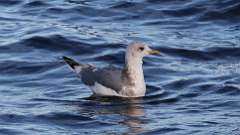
(63, 42, 160, 97)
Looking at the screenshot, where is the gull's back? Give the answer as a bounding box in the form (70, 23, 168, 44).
(80, 66, 123, 94)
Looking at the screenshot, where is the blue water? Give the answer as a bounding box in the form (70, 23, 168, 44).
(0, 0, 240, 134)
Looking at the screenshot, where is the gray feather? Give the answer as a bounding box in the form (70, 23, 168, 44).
(81, 66, 123, 93)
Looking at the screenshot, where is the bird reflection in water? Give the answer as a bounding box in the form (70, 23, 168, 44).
(78, 96, 148, 134)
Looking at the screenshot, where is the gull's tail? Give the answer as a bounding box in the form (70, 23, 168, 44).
(63, 56, 83, 74)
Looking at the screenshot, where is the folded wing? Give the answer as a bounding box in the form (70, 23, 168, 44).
(81, 66, 123, 93)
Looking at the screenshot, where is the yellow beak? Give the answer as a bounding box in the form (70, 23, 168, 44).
(148, 49, 161, 55)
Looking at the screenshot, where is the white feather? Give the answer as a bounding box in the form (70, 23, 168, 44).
(90, 82, 121, 96)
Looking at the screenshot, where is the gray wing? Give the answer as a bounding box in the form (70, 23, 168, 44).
(81, 66, 123, 92)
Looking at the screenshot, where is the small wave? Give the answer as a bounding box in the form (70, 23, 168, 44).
(145, 0, 240, 23)
(110, 1, 139, 9)
(162, 6, 204, 17)
(94, 52, 125, 64)
(23, 1, 50, 8)
(44, 89, 80, 98)
(215, 84, 240, 95)
(142, 127, 183, 134)
(199, 2, 240, 22)
(0, 60, 61, 75)
(191, 83, 218, 93)
(34, 112, 117, 129)
(207, 100, 240, 110)
(36, 112, 93, 122)
(179, 92, 200, 98)
(0, 0, 22, 6)
(159, 47, 214, 61)
(72, 5, 121, 18)
(0, 114, 28, 124)
(145, 89, 169, 100)
(0, 128, 22, 135)
(22, 35, 94, 54)
(206, 47, 240, 60)
(163, 78, 204, 90)
(159, 46, 240, 61)
(144, 95, 180, 105)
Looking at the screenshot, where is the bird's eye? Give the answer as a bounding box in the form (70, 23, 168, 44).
(138, 47, 144, 51)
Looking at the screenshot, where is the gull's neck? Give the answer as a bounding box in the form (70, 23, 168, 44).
(124, 52, 146, 96)
(125, 55, 143, 73)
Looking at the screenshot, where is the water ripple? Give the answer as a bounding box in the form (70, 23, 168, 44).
(1, 0, 240, 134)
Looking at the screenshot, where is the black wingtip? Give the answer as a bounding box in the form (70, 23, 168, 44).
(62, 56, 80, 69)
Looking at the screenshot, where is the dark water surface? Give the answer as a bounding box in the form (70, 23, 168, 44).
(1, 0, 240, 134)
